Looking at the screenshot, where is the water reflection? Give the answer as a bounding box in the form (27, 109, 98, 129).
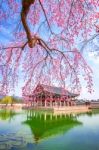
(76, 109, 99, 117)
(0, 109, 33, 150)
(24, 110, 82, 143)
(0, 109, 17, 121)
(1, 109, 99, 150)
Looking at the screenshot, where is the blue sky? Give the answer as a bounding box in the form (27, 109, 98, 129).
(79, 51, 99, 100)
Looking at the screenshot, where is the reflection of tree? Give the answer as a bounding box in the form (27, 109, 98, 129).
(24, 111, 82, 143)
(92, 110, 99, 115)
(77, 110, 99, 117)
(0, 109, 17, 121)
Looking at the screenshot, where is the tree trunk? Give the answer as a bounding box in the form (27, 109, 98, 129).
(21, 0, 35, 48)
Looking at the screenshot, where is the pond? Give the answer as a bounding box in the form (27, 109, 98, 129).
(0, 109, 99, 150)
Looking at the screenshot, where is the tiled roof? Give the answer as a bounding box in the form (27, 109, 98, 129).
(35, 84, 79, 97)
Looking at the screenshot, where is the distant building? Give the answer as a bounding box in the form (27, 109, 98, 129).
(23, 84, 79, 108)
(90, 101, 99, 109)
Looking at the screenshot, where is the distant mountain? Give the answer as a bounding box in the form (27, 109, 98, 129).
(12, 96, 22, 100)
(9, 96, 23, 103)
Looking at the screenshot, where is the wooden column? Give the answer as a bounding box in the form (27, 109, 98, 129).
(41, 95, 43, 107)
(32, 97, 33, 107)
(36, 96, 38, 107)
(40, 96, 42, 107)
(63, 101, 65, 107)
(67, 101, 69, 106)
(41, 97, 42, 106)
(55, 100, 57, 107)
(60, 101, 62, 107)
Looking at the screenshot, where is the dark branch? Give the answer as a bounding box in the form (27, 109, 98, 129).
(21, 0, 35, 48)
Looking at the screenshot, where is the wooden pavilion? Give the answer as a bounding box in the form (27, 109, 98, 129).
(24, 84, 79, 108)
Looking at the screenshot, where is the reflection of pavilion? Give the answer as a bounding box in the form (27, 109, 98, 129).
(24, 110, 82, 142)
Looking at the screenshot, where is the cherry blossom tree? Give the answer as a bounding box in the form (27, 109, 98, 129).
(0, 0, 99, 96)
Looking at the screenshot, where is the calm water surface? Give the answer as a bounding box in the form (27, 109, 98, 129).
(0, 109, 99, 150)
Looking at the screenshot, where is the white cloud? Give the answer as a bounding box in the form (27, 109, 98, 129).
(88, 52, 99, 64)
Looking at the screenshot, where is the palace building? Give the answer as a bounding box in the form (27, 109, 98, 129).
(24, 84, 79, 108)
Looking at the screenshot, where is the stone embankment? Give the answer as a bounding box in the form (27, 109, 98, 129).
(53, 106, 90, 114)
(0, 104, 24, 110)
